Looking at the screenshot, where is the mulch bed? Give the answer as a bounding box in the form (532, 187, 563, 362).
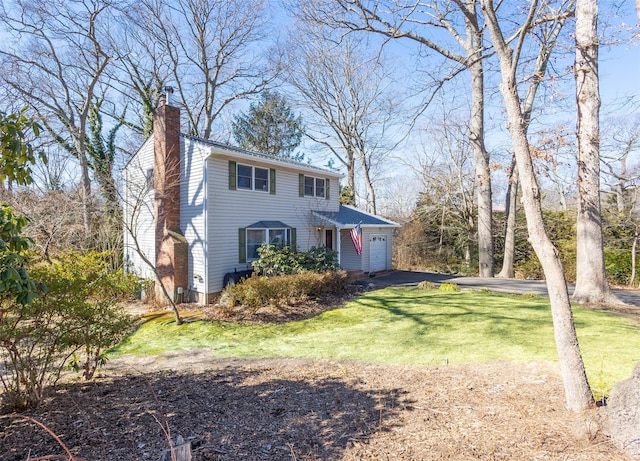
(1, 355, 630, 460)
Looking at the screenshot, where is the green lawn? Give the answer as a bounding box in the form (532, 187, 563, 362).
(112, 287, 640, 397)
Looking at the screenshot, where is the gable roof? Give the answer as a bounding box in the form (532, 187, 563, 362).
(312, 205, 400, 228)
(123, 132, 343, 179)
(197, 135, 342, 178)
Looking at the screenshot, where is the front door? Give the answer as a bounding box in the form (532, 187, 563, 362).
(325, 229, 333, 249)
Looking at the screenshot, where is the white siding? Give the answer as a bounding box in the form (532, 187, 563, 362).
(122, 137, 156, 280)
(206, 153, 340, 292)
(339, 227, 395, 273)
(181, 138, 207, 296)
(339, 229, 362, 271)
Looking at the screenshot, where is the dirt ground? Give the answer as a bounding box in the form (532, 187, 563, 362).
(1, 289, 637, 461)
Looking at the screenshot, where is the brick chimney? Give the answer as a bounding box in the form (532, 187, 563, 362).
(154, 100, 188, 303)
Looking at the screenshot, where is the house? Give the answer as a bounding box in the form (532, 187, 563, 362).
(122, 101, 400, 303)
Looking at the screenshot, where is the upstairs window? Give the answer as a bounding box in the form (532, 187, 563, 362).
(254, 167, 269, 191)
(229, 161, 275, 194)
(237, 164, 253, 189)
(301, 175, 328, 198)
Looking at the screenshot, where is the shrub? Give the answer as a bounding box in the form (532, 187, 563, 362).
(297, 246, 340, 273)
(252, 244, 339, 276)
(222, 270, 350, 312)
(0, 252, 135, 410)
(439, 282, 460, 292)
(417, 281, 437, 291)
(605, 248, 634, 286)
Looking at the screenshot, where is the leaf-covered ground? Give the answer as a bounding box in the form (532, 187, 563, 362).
(1, 353, 632, 460)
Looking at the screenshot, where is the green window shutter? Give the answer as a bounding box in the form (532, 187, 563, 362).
(290, 228, 297, 251)
(270, 168, 276, 195)
(326, 178, 330, 200)
(228, 161, 237, 190)
(298, 174, 304, 197)
(238, 228, 246, 263)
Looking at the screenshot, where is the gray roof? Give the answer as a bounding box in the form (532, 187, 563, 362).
(312, 205, 400, 228)
(182, 134, 340, 177)
(246, 221, 291, 229)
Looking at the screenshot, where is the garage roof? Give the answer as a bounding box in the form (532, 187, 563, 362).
(312, 205, 400, 228)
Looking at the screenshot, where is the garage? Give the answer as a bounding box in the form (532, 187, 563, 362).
(369, 235, 387, 273)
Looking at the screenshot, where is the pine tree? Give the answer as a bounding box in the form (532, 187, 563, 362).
(232, 91, 304, 159)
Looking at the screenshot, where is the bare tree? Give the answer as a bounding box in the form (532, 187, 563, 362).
(572, 0, 619, 304)
(497, 8, 571, 278)
(294, 0, 495, 276)
(121, 156, 183, 325)
(601, 115, 640, 285)
(412, 117, 477, 267)
(601, 115, 640, 213)
(0, 0, 111, 234)
(283, 28, 401, 214)
(124, 0, 277, 140)
(497, 158, 519, 278)
(481, 0, 594, 412)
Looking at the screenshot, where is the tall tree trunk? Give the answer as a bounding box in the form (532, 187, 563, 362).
(73, 134, 93, 235)
(572, 0, 618, 304)
(360, 155, 377, 214)
(631, 227, 638, 287)
(469, 58, 494, 277)
(498, 158, 519, 278)
(482, 0, 594, 412)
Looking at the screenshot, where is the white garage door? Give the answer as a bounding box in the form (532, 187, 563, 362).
(369, 235, 387, 273)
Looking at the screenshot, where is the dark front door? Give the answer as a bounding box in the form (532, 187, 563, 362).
(325, 229, 333, 249)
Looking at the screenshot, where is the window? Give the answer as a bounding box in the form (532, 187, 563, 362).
(236, 163, 270, 192)
(315, 177, 325, 197)
(146, 168, 154, 190)
(304, 176, 315, 196)
(255, 167, 269, 191)
(246, 228, 290, 260)
(303, 175, 326, 198)
(237, 164, 253, 189)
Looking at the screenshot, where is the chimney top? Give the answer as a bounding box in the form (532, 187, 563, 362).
(161, 86, 174, 107)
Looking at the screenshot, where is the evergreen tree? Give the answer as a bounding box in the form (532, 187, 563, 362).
(232, 91, 304, 159)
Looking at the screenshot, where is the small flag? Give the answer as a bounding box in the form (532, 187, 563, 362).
(350, 223, 362, 255)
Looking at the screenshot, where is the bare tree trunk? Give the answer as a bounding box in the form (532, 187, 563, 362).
(359, 155, 377, 214)
(631, 227, 638, 287)
(498, 159, 519, 278)
(572, 0, 618, 304)
(470, 58, 494, 277)
(75, 136, 93, 234)
(482, 0, 594, 412)
(439, 205, 446, 253)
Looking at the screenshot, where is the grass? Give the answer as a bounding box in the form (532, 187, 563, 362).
(112, 287, 640, 397)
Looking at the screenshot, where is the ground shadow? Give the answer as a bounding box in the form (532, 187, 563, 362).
(1, 364, 406, 461)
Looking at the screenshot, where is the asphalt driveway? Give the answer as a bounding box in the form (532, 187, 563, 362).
(363, 270, 640, 307)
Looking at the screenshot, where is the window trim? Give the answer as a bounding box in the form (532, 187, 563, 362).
(245, 228, 291, 261)
(302, 174, 327, 198)
(232, 162, 273, 193)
